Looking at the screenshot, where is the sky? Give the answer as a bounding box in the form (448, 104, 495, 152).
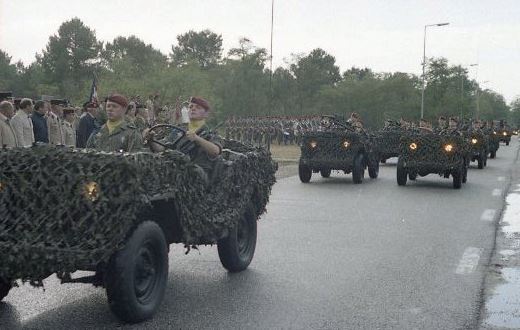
(1, 0, 519, 103)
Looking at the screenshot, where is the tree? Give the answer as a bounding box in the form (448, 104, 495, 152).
(170, 30, 223, 69)
(40, 18, 102, 93)
(0, 50, 19, 91)
(103, 35, 167, 75)
(290, 48, 341, 112)
(509, 97, 520, 127)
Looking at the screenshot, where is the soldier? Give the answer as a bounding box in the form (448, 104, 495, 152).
(440, 117, 462, 136)
(435, 116, 447, 133)
(48, 99, 65, 145)
(418, 119, 432, 134)
(11, 98, 35, 147)
(145, 96, 222, 183)
(348, 112, 365, 133)
(62, 107, 77, 147)
(86, 93, 144, 152)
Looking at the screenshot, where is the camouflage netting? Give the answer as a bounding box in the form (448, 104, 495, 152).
(0, 142, 276, 286)
(464, 131, 488, 154)
(400, 133, 468, 168)
(300, 131, 370, 166)
(373, 128, 404, 159)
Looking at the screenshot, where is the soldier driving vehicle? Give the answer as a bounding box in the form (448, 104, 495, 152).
(298, 114, 379, 184)
(0, 95, 277, 324)
(397, 117, 469, 189)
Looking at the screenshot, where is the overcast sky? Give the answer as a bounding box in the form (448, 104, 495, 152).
(1, 0, 519, 102)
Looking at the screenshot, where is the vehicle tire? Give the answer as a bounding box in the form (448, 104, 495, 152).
(299, 164, 312, 183)
(490, 150, 496, 159)
(105, 221, 168, 324)
(368, 159, 379, 179)
(0, 278, 12, 301)
(218, 204, 257, 273)
(397, 158, 407, 186)
(506, 141, 510, 146)
(453, 169, 462, 189)
(462, 165, 468, 184)
(477, 155, 484, 169)
(352, 154, 365, 184)
(380, 159, 387, 164)
(320, 168, 331, 178)
(408, 173, 417, 181)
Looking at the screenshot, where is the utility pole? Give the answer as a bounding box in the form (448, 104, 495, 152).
(420, 22, 449, 119)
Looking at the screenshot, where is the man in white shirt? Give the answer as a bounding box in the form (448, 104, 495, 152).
(48, 99, 65, 145)
(11, 98, 35, 147)
(0, 101, 19, 148)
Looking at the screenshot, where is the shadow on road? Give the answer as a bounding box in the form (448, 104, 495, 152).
(0, 302, 23, 329)
(20, 268, 276, 330)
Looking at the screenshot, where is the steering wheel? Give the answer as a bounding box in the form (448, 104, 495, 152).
(146, 124, 187, 150)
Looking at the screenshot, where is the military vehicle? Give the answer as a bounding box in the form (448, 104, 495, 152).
(0, 125, 277, 323)
(498, 128, 512, 145)
(298, 115, 379, 184)
(488, 130, 500, 158)
(374, 121, 404, 163)
(397, 132, 469, 189)
(465, 130, 488, 169)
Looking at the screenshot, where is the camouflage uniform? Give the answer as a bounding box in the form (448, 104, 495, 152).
(86, 121, 143, 152)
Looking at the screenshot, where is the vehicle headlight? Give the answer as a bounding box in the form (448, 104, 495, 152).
(471, 138, 478, 144)
(342, 140, 350, 149)
(310, 141, 317, 149)
(503, 132, 507, 136)
(409, 142, 418, 151)
(444, 144, 454, 152)
(493, 131, 497, 135)
(84, 181, 100, 202)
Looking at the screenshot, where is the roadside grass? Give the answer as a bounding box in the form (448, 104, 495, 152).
(270, 144, 300, 161)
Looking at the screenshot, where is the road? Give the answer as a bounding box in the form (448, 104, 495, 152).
(1, 138, 518, 329)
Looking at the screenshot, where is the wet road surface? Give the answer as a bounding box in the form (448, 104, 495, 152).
(2, 138, 518, 329)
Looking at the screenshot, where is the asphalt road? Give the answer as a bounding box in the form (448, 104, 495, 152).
(2, 138, 518, 330)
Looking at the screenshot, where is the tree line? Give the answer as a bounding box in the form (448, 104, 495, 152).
(0, 17, 517, 128)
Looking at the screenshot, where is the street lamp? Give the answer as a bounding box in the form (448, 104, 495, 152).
(476, 80, 490, 120)
(421, 22, 450, 119)
(460, 63, 478, 119)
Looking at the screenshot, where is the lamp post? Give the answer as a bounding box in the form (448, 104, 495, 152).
(421, 22, 450, 119)
(476, 80, 489, 120)
(460, 63, 478, 119)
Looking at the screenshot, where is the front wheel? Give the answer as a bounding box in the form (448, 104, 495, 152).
(397, 158, 407, 186)
(490, 150, 496, 159)
(506, 141, 510, 146)
(320, 168, 331, 178)
(105, 221, 169, 324)
(299, 164, 312, 183)
(368, 159, 379, 179)
(0, 278, 12, 301)
(352, 154, 365, 184)
(453, 169, 462, 189)
(477, 155, 484, 169)
(218, 205, 257, 272)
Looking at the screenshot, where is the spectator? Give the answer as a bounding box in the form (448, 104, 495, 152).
(11, 98, 35, 147)
(62, 107, 77, 147)
(76, 101, 99, 148)
(48, 100, 65, 145)
(0, 101, 19, 148)
(32, 100, 49, 143)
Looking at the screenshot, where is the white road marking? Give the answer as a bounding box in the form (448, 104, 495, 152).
(498, 176, 506, 182)
(492, 189, 502, 197)
(481, 209, 497, 222)
(455, 247, 483, 275)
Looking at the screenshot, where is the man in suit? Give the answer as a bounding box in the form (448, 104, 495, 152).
(0, 101, 18, 148)
(32, 100, 49, 143)
(76, 101, 99, 148)
(11, 98, 35, 147)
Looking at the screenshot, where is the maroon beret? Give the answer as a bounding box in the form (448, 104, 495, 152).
(107, 93, 129, 109)
(190, 96, 211, 112)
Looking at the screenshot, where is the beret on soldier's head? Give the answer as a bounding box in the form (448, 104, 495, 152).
(189, 96, 211, 111)
(107, 93, 129, 109)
